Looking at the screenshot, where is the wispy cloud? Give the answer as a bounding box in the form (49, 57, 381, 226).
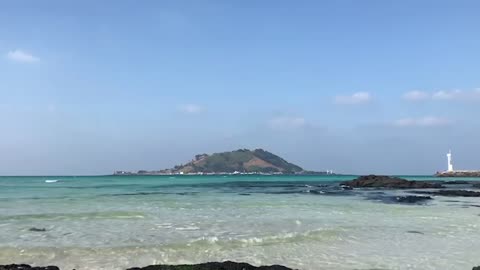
(178, 104, 203, 114)
(403, 90, 429, 101)
(268, 116, 306, 130)
(432, 90, 463, 100)
(334, 92, 371, 105)
(403, 89, 480, 102)
(6, 49, 39, 63)
(393, 116, 451, 127)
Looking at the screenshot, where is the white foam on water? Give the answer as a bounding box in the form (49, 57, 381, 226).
(45, 180, 59, 183)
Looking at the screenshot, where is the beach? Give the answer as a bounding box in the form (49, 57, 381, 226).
(1, 175, 480, 270)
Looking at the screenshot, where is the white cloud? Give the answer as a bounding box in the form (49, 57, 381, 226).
(403, 90, 430, 101)
(268, 116, 306, 130)
(394, 116, 451, 127)
(432, 89, 462, 100)
(6, 49, 39, 63)
(403, 89, 480, 102)
(178, 104, 203, 114)
(334, 92, 371, 105)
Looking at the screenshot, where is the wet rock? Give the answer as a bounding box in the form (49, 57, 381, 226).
(0, 265, 59, 270)
(127, 261, 295, 270)
(28, 227, 46, 232)
(395, 196, 433, 204)
(406, 230, 424, 234)
(472, 267, 480, 270)
(368, 194, 432, 205)
(444, 180, 471, 185)
(342, 175, 443, 189)
(340, 184, 353, 190)
(413, 190, 480, 197)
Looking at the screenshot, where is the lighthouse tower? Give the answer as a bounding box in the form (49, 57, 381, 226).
(447, 150, 454, 172)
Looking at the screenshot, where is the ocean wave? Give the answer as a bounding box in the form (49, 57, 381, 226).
(187, 228, 342, 248)
(45, 179, 60, 183)
(0, 211, 146, 221)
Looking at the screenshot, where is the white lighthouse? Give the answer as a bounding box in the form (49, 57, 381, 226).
(446, 150, 454, 172)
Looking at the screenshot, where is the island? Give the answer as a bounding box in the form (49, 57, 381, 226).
(114, 149, 333, 176)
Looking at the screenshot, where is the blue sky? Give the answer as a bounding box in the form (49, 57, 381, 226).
(1, 0, 480, 175)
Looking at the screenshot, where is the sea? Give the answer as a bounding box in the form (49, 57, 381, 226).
(1, 175, 480, 270)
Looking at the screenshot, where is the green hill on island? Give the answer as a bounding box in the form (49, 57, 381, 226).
(115, 149, 316, 175)
(171, 149, 303, 174)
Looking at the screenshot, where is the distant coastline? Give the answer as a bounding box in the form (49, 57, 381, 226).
(435, 170, 480, 177)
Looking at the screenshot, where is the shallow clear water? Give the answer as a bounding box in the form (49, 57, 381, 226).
(1, 175, 480, 270)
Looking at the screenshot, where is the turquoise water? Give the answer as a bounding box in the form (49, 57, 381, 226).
(1, 175, 480, 270)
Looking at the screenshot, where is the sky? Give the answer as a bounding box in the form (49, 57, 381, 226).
(1, 0, 480, 175)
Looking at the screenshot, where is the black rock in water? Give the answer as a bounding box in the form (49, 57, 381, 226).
(406, 230, 424, 234)
(472, 267, 480, 270)
(342, 175, 443, 189)
(0, 265, 59, 270)
(28, 227, 46, 232)
(444, 180, 471, 185)
(127, 261, 295, 270)
(367, 193, 433, 205)
(413, 190, 480, 197)
(395, 195, 433, 204)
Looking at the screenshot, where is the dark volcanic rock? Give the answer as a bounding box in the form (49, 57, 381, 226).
(367, 193, 433, 205)
(444, 180, 471, 185)
(413, 190, 480, 197)
(406, 230, 424, 234)
(395, 195, 433, 204)
(472, 267, 480, 270)
(0, 265, 59, 270)
(127, 261, 295, 270)
(342, 175, 443, 189)
(28, 227, 46, 232)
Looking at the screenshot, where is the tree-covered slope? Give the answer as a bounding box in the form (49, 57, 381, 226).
(174, 149, 304, 173)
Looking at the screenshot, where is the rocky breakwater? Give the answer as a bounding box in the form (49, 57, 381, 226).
(341, 175, 444, 189)
(436, 171, 480, 177)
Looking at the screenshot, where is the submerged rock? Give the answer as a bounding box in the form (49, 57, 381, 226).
(0, 265, 59, 270)
(406, 230, 424, 234)
(444, 180, 471, 185)
(127, 261, 295, 270)
(367, 194, 432, 205)
(413, 190, 480, 197)
(28, 227, 46, 232)
(395, 195, 433, 204)
(342, 175, 443, 189)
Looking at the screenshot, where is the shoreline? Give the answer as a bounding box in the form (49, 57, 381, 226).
(435, 171, 480, 177)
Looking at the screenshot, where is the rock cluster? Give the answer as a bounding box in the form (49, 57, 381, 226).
(0, 265, 59, 270)
(342, 175, 443, 189)
(0, 262, 293, 270)
(127, 261, 294, 270)
(414, 190, 480, 197)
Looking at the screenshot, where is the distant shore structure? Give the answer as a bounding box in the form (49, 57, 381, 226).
(436, 149, 480, 177)
(447, 150, 454, 172)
